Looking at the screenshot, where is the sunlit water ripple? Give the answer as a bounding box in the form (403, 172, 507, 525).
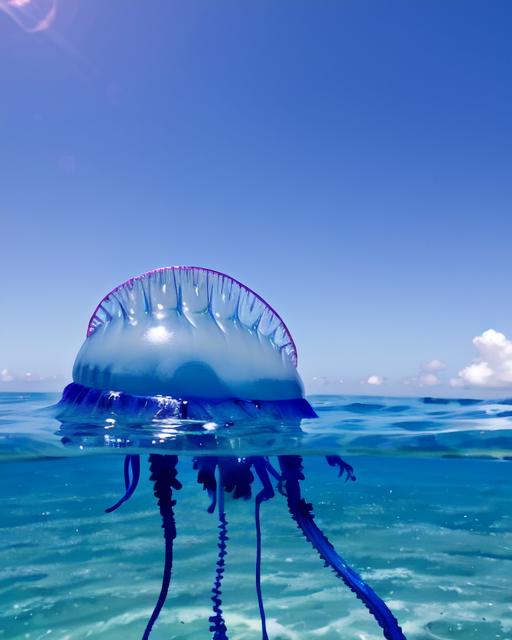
(1, 392, 512, 460)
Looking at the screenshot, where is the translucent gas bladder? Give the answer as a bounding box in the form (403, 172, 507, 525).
(74, 267, 304, 401)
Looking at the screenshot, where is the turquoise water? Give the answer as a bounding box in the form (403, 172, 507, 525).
(1, 393, 511, 639)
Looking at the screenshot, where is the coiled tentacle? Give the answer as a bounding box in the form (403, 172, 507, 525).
(253, 458, 275, 640)
(143, 454, 182, 640)
(105, 454, 141, 513)
(209, 465, 229, 640)
(278, 455, 407, 640)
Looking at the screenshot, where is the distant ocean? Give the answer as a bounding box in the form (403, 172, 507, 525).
(0, 392, 511, 639)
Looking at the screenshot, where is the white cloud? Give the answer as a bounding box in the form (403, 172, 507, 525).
(450, 329, 512, 388)
(423, 359, 446, 372)
(404, 359, 445, 387)
(367, 375, 383, 385)
(0, 369, 14, 383)
(418, 372, 440, 386)
(311, 375, 329, 388)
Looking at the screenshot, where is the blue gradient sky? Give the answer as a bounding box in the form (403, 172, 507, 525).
(1, 1, 511, 395)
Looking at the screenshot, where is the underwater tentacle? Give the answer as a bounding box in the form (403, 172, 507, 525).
(221, 457, 254, 499)
(209, 465, 229, 640)
(325, 455, 356, 482)
(264, 458, 286, 496)
(124, 454, 131, 489)
(194, 457, 218, 513)
(143, 454, 182, 640)
(278, 456, 407, 640)
(105, 454, 141, 513)
(253, 459, 275, 640)
(264, 457, 281, 481)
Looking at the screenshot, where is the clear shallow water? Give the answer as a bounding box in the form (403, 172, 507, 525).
(0, 393, 511, 639)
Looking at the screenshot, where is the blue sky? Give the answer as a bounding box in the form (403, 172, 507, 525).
(1, 1, 511, 396)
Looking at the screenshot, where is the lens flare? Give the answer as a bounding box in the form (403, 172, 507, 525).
(0, 0, 57, 33)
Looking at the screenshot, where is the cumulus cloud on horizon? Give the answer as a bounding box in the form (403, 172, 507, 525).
(404, 359, 446, 387)
(0, 369, 62, 386)
(366, 375, 384, 386)
(417, 372, 441, 386)
(451, 329, 512, 388)
(423, 359, 446, 372)
(1, 369, 14, 383)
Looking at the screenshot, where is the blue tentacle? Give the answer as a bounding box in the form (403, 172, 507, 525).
(264, 457, 281, 481)
(124, 454, 131, 489)
(105, 454, 141, 513)
(209, 465, 229, 640)
(264, 457, 286, 496)
(253, 458, 275, 640)
(278, 456, 407, 640)
(194, 457, 218, 513)
(221, 457, 254, 499)
(143, 454, 182, 640)
(325, 455, 356, 482)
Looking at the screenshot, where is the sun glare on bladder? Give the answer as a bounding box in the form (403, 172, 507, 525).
(145, 326, 173, 344)
(0, 0, 57, 32)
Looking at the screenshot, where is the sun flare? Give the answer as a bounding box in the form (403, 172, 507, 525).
(0, 0, 56, 32)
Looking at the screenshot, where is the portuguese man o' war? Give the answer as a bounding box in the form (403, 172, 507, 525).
(56, 266, 407, 640)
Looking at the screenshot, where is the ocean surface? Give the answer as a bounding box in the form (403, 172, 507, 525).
(0, 392, 511, 640)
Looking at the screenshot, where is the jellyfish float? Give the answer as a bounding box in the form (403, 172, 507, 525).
(56, 266, 406, 640)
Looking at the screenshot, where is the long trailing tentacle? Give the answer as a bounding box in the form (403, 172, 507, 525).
(143, 454, 182, 640)
(124, 454, 131, 489)
(209, 464, 229, 640)
(105, 454, 141, 513)
(253, 458, 275, 640)
(278, 455, 407, 640)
